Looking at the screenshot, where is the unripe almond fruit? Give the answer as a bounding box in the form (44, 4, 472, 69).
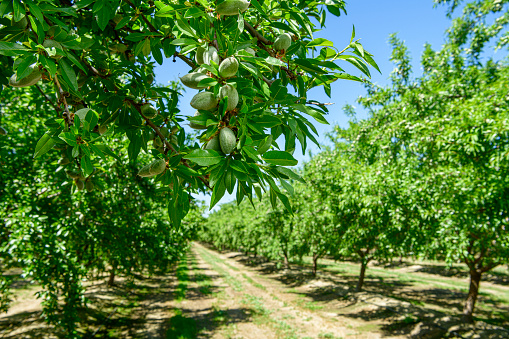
(66, 170, 81, 179)
(0, 126, 7, 135)
(9, 65, 42, 88)
(11, 16, 27, 29)
(99, 125, 108, 135)
(205, 136, 222, 152)
(86, 180, 95, 192)
(203, 46, 220, 65)
(219, 56, 239, 78)
(138, 159, 166, 177)
(274, 33, 292, 51)
(219, 127, 237, 154)
(195, 46, 206, 65)
(216, 0, 250, 16)
(147, 73, 154, 84)
(75, 179, 85, 191)
(141, 104, 158, 119)
(154, 137, 163, 148)
(59, 156, 71, 166)
(190, 92, 219, 111)
(149, 159, 167, 176)
(180, 72, 212, 89)
(170, 135, 178, 146)
(160, 127, 170, 138)
(138, 164, 152, 177)
(113, 14, 123, 25)
(189, 111, 207, 130)
(219, 84, 239, 111)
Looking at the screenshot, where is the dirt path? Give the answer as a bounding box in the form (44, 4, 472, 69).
(191, 242, 373, 339)
(173, 245, 276, 339)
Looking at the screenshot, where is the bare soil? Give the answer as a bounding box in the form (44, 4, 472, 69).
(1, 243, 508, 339)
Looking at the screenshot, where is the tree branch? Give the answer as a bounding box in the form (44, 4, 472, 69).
(35, 84, 60, 114)
(123, 0, 159, 33)
(54, 75, 73, 126)
(244, 21, 272, 46)
(173, 52, 196, 69)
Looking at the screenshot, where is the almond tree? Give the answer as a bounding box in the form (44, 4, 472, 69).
(0, 0, 378, 335)
(348, 0, 509, 321)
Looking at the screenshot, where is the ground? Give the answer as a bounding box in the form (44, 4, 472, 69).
(1, 242, 508, 338)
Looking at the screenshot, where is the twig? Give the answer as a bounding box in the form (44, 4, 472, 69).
(123, 0, 159, 33)
(138, 107, 211, 189)
(139, 109, 178, 154)
(262, 75, 274, 86)
(35, 84, 59, 113)
(84, 60, 108, 79)
(173, 52, 196, 69)
(54, 75, 73, 126)
(244, 21, 272, 46)
(121, 0, 197, 69)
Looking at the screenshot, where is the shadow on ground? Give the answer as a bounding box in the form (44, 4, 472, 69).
(203, 244, 509, 339)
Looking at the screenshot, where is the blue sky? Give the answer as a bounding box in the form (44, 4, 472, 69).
(154, 1, 453, 206)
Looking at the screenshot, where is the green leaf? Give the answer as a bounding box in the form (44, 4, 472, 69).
(84, 110, 99, 132)
(258, 135, 273, 154)
(225, 169, 236, 194)
(175, 13, 197, 38)
(59, 59, 78, 92)
(210, 176, 226, 209)
(276, 190, 293, 214)
(184, 149, 222, 167)
(237, 13, 244, 33)
(34, 133, 56, 159)
(263, 151, 298, 166)
(0, 42, 29, 56)
(59, 132, 78, 147)
(95, 144, 120, 161)
(127, 133, 141, 163)
(81, 155, 94, 177)
(307, 38, 334, 48)
(171, 38, 197, 46)
(276, 166, 305, 183)
(291, 104, 329, 125)
(265, 56, 286, 67)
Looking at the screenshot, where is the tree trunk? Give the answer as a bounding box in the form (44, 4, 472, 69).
(108, 262, 117, 287)
(462, 269, 482, 323)
(356, 261, 367, 292)
(312, 253, 319, 277)
(283, 250, 290, 269)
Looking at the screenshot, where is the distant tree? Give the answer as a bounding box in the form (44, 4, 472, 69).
(347, 0, 509, 321)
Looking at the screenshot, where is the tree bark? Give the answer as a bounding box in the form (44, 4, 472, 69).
(283, 250, 290, 269)
(108, 262, 117, 287)
(312, 253, 319, 277)
(357, 261, 368, 292)
(462, 269, 482, 323)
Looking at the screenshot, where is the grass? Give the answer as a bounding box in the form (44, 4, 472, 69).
(187, 254, 214, 296)
(175, 254, 190, 302)
(242, 273, 267, 290)
(195, 245, 243, 292)
(317, 333, 343, 339)
(294, 256, 509, 318)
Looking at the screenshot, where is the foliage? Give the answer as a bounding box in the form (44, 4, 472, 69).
(0, 0, 378, 335)
(0, 83, 195, 335)
(343, 0, 509, 321)
(0, 0, 377, 224)
(199, 0, 509, 322)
